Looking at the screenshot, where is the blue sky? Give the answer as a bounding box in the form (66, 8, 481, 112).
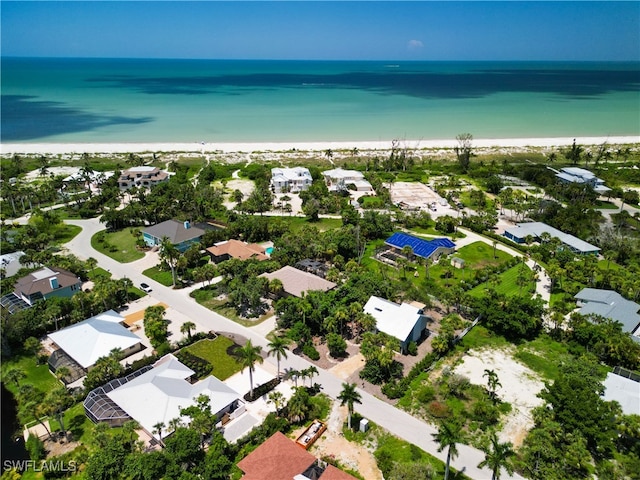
(2, 1, 639, 61)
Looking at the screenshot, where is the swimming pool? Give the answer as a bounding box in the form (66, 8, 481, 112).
(265, 247, 274, 255)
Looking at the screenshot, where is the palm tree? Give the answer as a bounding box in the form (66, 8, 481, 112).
(267, 335, 289, 379)
(152, 421, 165, 444)
(55, 366, 71, 384)
(483, 369, 502, 403)
(432, 420, 465, 480)
(337, 382, 362, 430)
(478, 432, 516, 480)
(159, 236, 181, 287)
(236, 340, 264, 399)
(267, 391, 285, 415)
(180, 321, 196, 340)
(305, 365, 319, 387)
(4, 367, 26, 386)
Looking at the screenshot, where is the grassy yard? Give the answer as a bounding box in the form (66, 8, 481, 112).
(467, 263, 535, 299)
(53, 224, 82, 244)
(454, 241, 511, 269)
(91, 228, 145, 263)
(283, 216, 343, 232)
(143, 265, 174, 286)
(182, 337, 243, 380)
(191, 286, 273, 327)
(87, 267, 111, 281)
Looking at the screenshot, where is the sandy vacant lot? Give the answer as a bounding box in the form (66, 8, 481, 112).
(390, 181, 445, 209)
(454, 348, 545, 447)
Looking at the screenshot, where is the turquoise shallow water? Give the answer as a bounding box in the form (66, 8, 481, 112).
(2, 58, 639, 143)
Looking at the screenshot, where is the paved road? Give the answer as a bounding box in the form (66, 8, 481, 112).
(63, 218, 523, 480)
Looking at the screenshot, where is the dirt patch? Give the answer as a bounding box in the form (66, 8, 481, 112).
(453, 348, 545, 447)
(311, 401, 383, 480)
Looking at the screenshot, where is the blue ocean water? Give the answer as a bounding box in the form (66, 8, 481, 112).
(1, 57, 639, 143)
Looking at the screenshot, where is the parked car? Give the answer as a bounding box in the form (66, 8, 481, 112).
(140, 282, 152, 293)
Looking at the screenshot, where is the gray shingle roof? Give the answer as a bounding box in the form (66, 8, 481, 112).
(143, 220, 204, 244)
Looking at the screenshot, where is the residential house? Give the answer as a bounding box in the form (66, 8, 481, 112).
(237, 431, 357, 480)
(206, 240, 267, 263)
(259, 266, 336, 298)
(574, 288, 640, 341)
(503, 222, 600, 255)
(48, 310, 144, 383)
(364, 296, 430, 353)
(555, 167, 611, 194)
(0, 251, 25, 278)
(322, 168, 373, 192)
(385, 232, 456, 261)
(270, 167, 313, 193)
(602, 371, 640, 415)
(142, 220, 205, 252)
(84, 354, 243, 440)
(118, 166, 169, 190)
(12, 266, 81, 307)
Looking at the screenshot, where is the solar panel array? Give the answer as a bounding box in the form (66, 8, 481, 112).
(385, 232, 455, 259)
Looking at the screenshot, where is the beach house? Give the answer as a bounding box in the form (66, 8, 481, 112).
(504, 222, 600, 255)
(270, 167, 313, 193)
(364, 296, 430, 353)
(322, 168, 373, 192)
(555, 167, 611, 194)
(206, 239, 268, 263)
(574, 288, 640, 341)
(118, 166, 169, 190)
(142, 219, 205, 252)
(384, 232, 456, 262)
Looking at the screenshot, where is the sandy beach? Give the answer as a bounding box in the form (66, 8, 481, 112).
(2, 136, 638, 156)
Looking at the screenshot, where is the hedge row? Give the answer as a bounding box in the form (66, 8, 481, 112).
(244, 378, 280, 402)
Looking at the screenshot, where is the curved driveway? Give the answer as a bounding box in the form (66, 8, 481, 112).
(63, 218, 523, 480)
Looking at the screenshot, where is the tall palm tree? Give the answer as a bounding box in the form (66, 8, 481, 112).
(267, 335, 289, 379)
(432, 420, 465, 480)
(152, 421, 165, 444)
(478, 432, 515, 480)
(180, 321, 196, 340)
(159, 236, 180, 287)
(337, 382, 362, 430)
(305, 365, 319, 387)
(236, 340, 264, 399)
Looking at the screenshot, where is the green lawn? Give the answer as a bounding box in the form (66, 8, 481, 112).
(53, 224, 82, 244)
(454, 241, 511, 269)
(283, 216, 342, 232)
(143, 265, 174, 286)
(91, 228, 145, 263)
(2, 355, 58, 401)
(467, 263, 535, 298)
(87, 267, 111, 281)
(191, 286, 273, 327)
(183, 337, 244, 380)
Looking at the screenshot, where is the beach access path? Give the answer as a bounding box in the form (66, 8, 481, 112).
(60, 217, 524, 480)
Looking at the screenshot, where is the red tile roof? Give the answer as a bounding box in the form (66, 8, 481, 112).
(237, 432, 315, 480)
(206, 240, 267, 261)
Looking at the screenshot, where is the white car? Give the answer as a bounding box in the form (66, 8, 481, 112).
(140, 282, 152, 293)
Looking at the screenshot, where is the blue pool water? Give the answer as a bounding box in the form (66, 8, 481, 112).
(265, 247, 274, 255)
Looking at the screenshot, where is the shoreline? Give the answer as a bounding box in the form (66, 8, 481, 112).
(2, 136, 639, 155)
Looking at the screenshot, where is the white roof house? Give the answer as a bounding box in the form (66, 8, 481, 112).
(503, 222, 600, 255)
(48, 310, 143, 369)
(322, 168, 373, 192)
(363, 296, 429, 352)
(602, 372, 640, 415)
(270, 167, 313, 193)
(556, 167, 611, 194)
(106, 354, 241, 440)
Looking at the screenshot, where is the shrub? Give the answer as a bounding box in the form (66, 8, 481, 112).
(416, 385, 436, 403)
(471, 399, 500, 426)
(302, 344, 320, 361)
(407, 341, 418, 356)
(427, 401, 451, 419)
(327, 333, 347, 358)
(26, 434, 45, 461)
(244, 378, 280, 402)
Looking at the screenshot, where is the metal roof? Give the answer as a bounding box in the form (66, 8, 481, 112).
(364, 296, 425, 344)
(503, 222, 600, 254)
(385, 232, 455, 259)
(602, 372, 640, 415)
(575, 288, 640, 335)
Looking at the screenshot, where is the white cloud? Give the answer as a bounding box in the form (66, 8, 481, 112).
(407, 39, 424, 50)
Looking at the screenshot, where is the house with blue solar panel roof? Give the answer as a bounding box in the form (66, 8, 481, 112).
(384, 232, 456, 262)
